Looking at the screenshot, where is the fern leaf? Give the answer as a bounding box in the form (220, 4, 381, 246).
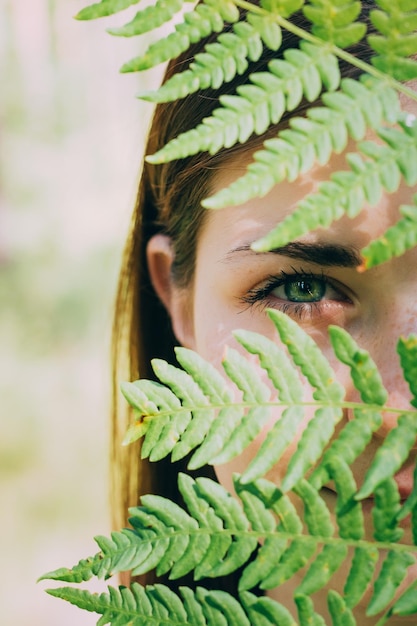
(366, 550, 416, 616)
(269, 309, 344, 402)
(325, 457, 364, 540)
(396, 462, 417, 524)
(329, 325, 388, 405)
(369, 0, 417, 80)
(390, 580, 417, 617)
(261, 540, 318, 590)
(107, 0, 186, 37)
(295, 594, 327, 625)
(356, 412, 417, 499)
(343, 546, 379, 609)
(233, 329, 305, 483)
(252, 111, 417, 254)
(372, 477, 403, 543)
(150, 357, 214, 462)
(309, 408, 383, 489)
(209, 346, 272, 465)
(47, 583, 257, 625)
(75, 0, 140, 20)
(327, 590, 356, 626)
(140, 12, 283, 103)
(120, 1, 239, 73)
(266, 309, 345, 491)
(235, 480, 290, 591)
(397, 333, 417, 409)
(146, 42, 339, 164)
(294, 479, 334, 537)
(203, 75, 397, 210)
(303, 0, 366, 48)
(187, 476, 258, 579)
(199, 588, 252, 626)
(296, 543, 348, 596)
(361, 197, 417, 269)
(240, 591, 297, 626)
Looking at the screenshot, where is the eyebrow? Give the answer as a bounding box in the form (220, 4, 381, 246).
(224, 241, 363, 268)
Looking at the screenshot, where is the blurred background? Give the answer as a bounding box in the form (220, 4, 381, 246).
(0, 1, 164, 623)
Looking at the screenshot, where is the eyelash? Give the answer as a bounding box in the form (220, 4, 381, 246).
(240, 269, 349, 320)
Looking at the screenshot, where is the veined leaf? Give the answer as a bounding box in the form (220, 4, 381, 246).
(295, 594, 326, 625)
(120, 1, 239, 73)
(252, 111, 416, 253)
(369, 0, 417, 80)
(203, 75, 399, 210)
(372, 477, 403, 543)
(327, 590, 356, 626)
(309, 408, 383, 489)
(240, 591, 297, 626)
(343, 546, 379, 609)
(75, 0, 141, 20)
(139, 12, 283, 103)
(303, 0, 366, 48)
(361, 197, 417, 269)
(326, 457, 364, 540)
(390, 580, 417, 617)
(295, 543, 348, 596)
(329, 325, 388, 405)
(366, 550, 416, 616)
(397, 333, 417, 408)
(356, 412, 417, 499)
(107, 0, 185, 37)
(146, 43, 340, 164)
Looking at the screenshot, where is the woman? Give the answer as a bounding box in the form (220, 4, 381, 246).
(111, 3, 417, 622)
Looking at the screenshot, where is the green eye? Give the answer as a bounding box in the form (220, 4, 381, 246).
(284, 277, 326, 302)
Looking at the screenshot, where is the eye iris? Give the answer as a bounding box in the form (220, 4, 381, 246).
(285, 278, 325, 302)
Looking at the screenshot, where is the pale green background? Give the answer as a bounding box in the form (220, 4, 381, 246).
(0, 1, 163, 623)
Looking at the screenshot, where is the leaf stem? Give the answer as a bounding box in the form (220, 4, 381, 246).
(135, 400, 417, 423)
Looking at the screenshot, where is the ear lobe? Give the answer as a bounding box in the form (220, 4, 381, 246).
(146, 234, 195, 349)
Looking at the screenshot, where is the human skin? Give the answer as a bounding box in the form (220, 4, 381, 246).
(147, 126, 417, 622)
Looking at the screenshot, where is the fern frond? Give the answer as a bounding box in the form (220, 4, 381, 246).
(398, 333, 417, 409)
(106, 0, 187, 37)
(303, 0, 366, 48)
(43, 470, 417, 622)
(251, 114, 417, 255)
(356, 412, 417, 500)
(202, 75, 398, 209)
(146, 41, 339, 163)
(47, 583, 259, 625)
(366, 550, 416, 616)
(389, 580, 417, 618)
(369, 0, 417, 80)
(119, 0, 240, 73)
(361, 195, 417, 269)
(75, 0, 141, 20)
(139, 12, 283, 102)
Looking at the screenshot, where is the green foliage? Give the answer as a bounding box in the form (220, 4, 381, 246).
(42, 1, 417, 624)
(42, 311, 417, 624)
(75, 0, 417, 269)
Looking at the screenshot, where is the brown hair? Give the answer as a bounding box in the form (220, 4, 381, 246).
(110, 3, 375, 590)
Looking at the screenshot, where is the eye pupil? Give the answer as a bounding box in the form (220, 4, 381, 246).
(285, 278, 325, 302)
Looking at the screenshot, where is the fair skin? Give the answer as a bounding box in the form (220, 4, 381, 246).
(147, 132, 417, 622)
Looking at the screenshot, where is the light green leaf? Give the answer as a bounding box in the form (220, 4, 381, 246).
(75, 0, 141, 20)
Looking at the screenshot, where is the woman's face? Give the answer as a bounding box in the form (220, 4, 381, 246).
(194, 148, 416, 479)
(147, 124, 417, 622)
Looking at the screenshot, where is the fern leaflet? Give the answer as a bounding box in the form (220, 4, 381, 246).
(369, 0, 417, 80)
(146, 41, 340, 163)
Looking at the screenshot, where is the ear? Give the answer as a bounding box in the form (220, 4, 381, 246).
(146, 234, 195, 349)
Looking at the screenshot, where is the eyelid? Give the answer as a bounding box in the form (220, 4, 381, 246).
(241, 268, 354, 308)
